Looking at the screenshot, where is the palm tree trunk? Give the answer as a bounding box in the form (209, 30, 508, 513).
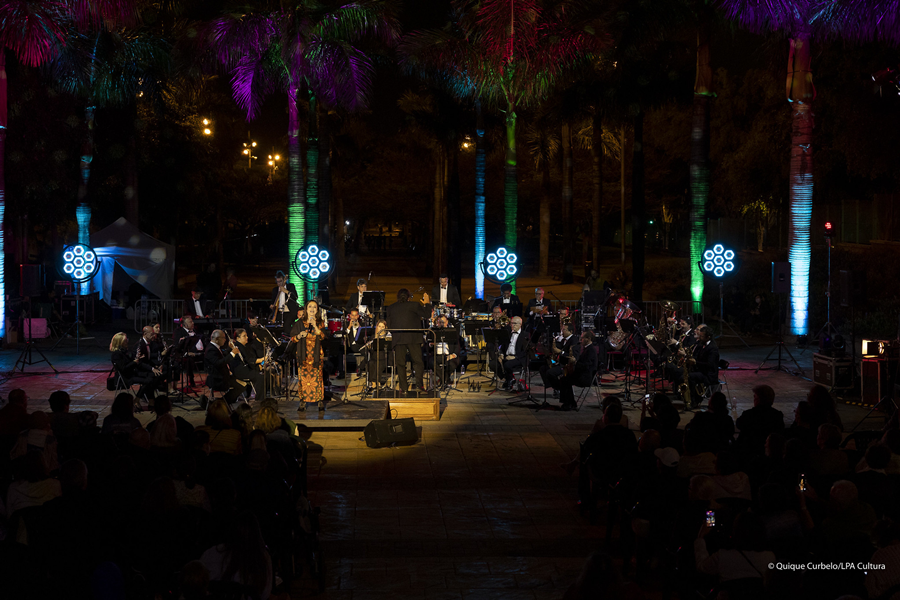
(306, 92, 319, 246)
(0, 51, 6, 338)
(690, 15, 712, 309)
(561, 121, 574, 284)
(504, 101, 517, 293)
(631, 110, 646, 302)
(77, 33, 101, 247)
(787, 32, 815, 336)
(433, 148, 443, 276)
(335, 190, 344, 286)
(591, 110, 603, 271)
(474, 100, 486, 298)
(288, 85, 306, 302)
(319, 104, 332, 252)
(539, 156, 551, 278)
(448, 144, 461, 288)
(125, 105, 139, 225)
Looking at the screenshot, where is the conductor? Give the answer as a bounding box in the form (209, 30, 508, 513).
(386, 288, 432, 394)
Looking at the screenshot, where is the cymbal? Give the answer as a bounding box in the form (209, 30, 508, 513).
(660, 300, 677, 312)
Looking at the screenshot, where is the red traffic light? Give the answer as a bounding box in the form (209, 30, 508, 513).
(824, 222, 835, 238)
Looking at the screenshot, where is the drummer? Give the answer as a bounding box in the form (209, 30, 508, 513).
(432, 274, 461, 307)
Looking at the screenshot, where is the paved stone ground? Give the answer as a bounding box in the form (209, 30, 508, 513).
(0, 332, 885, 599)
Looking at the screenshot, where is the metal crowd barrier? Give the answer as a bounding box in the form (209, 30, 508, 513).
(642, 300, 705, 327)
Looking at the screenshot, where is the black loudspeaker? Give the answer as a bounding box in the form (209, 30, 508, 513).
(20, 264, 43, 296)
(861, 358, 890, 407)
(363, 418, 418, 448)
(839, 270, 867, 308)
(771, 262, 790, 294)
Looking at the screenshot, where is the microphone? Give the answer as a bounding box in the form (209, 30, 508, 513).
(368, 271, 372, 281)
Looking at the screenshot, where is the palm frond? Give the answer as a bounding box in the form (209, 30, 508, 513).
(231, 47, 281, 119)
(305, 40, 375, 110)
(0, 1, 67, 66)
(817, 0, 900, 44)
(313, 1, 401, 46)
(67, 0, 140, 31)
(522, 122, 560, 167)
(574, 121, 621, 159)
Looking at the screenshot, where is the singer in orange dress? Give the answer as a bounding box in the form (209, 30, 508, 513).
(290, 299, 328, 406)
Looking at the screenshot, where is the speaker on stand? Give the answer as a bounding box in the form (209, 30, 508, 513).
(839, 270, 867, 395)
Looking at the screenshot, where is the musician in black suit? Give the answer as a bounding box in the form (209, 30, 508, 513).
(344, 308, 368, 374)
(173, 316, 203, 388)
(491, 283, 523, 318)
(494, 316, 529, 390)
(344, 279, 373, 316)
(687, 324, 719, 408)
(269, 270, 299, 327)
(554, 331, 599, 411)
(431, 274, 462, 306)
(204, 330, 243, 404)
(233, 328, 266, 399)
(539, 321, 578, 393)
(526, 287, 552, 331)
(110, 332, 162, 402)
(386, 288, 432, 393)
(428, 315, 465, 389)
(185, 287, 212, 319)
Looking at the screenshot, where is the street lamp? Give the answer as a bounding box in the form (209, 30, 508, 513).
(201, 118, 212, 136)
(242, 141, 258, 169)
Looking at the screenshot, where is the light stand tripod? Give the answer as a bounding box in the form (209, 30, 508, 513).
(814, 235, 837, 342)
(716, 282, 749, 348)
(756, 293, 804, 375)
(50, 293, 91, 355)
(12, 307, 58, 375)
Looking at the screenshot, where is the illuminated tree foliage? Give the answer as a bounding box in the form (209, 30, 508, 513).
(209, 0, 398, 301)
(401, 0, 602, 294)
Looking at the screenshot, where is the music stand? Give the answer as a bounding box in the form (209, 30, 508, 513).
(508, 328, 542, 407)
(482, 328, 510, 393)
(361, 291, 385, 317)
(619, 320, 645, 405)
(432, 327, 457, 392)
(460, 321, 490, 382)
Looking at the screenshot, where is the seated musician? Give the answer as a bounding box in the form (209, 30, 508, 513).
(204, 329, 244, 406)
(137, 326, 176, 394)
(491, 283, 523, 318)
(185, 287, 212, 319)
(485, 306, 508, 370)
(269, 270, 299, 327)
(526, 287, 551, 330)
(539, 321, 578, 397)
(173, 315, 203, 388)
(344, 278, 372, 316)
(246, 312, 270, 355)
(362, 319, 392, 388)
(432, 274, 462, 306)
(663, 316, 697, 382)
(345, 308, 367, 374)
(234, 328, 266, 399)
(110, 332, 163, 403)
(550, 331, 599, 411)
(150, 322, 179, 393)
(428, 315, 465, 389)
(686, 324, 719, 408)
(494, 317, 528, 391)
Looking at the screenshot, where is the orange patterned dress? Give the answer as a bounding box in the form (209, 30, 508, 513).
(298, 332, 325, 403)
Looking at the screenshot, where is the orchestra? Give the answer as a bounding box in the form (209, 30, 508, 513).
(116, 270, 719, 412)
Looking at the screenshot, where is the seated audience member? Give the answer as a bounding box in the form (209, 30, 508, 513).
(710, 450, 752, 501)
(0, 388, 29, 437)
(640, 393, 681, 450)
(798, 480, 876, 548)
(200, 510, 273, 600)
(101, 393, 144, 436)
(810, 423, 849, 478)
(48, 390, 97, 442)
(577, 403, 638, 505)
(676, 430, 717, 479)
(784, 400, 818, 450)
(807, 385, 843, 432)
(148, 396, 179, 449)
(866, 521, 900, 600)
(195, 400, 242, 456)
(756, 483, 804, 557)
(694, 512, 775, 597)
(853, 443, 897, 520)
(684, 391, 735, 453)
(857, 429, 900, 475)
(5, 449, 62, 517)
(180, 560, 211, 600)
(10, 411, 59, 472)
(173, 454, 211, 511)
(630, 445, 684, 543)
(748, 433, 785, 491)
(562, 551, 643, 600)
(633, 429, 663, 479)
(735, 384, 784, 457)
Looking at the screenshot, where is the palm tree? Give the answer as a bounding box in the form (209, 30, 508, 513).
(402, 0, 601, 294)
(522, 118, 559, 277)
(690, 0, 714, 308)
(718, 0, 825, 335)
(210, 0, 398, 301)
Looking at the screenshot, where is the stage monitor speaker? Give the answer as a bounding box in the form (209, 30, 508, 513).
(20, 264, 42, 297)
(363, 418, 418, 448)
(839, 270, 867, 308)
(771, 262, 790, 294)
(861, 358, 891, 407)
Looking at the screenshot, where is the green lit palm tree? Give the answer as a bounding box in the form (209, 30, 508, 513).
(209, 0, 398, 301)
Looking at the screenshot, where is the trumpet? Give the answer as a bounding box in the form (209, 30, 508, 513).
(494, 314, 510, 329)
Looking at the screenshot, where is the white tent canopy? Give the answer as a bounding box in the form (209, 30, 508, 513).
(88, 217, 175, 304)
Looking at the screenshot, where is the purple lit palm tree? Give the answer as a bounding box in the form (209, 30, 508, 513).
(209, 1, 398, 301)
(718, 0, 829, 336)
